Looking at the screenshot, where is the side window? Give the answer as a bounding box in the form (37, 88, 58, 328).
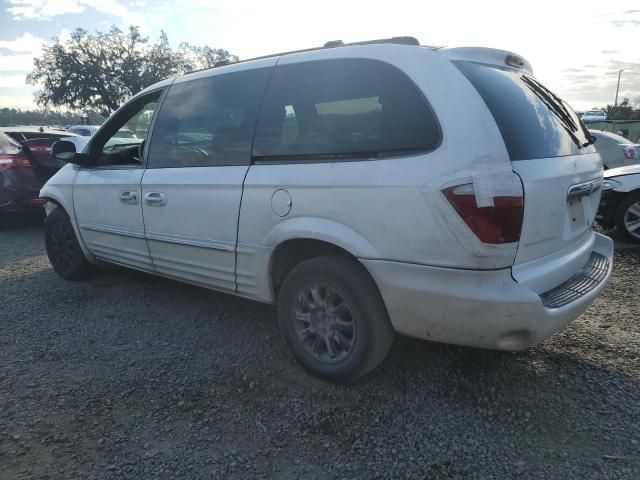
(252, 58, 440, 160)
(147, 67, 272, 168)
(89, 90, 162, 167)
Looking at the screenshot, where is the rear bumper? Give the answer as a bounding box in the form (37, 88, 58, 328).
(0, 168, 42, 213)
(361, 233, 613, 350)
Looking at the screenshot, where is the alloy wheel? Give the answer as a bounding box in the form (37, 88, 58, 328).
(623, 201, 640, 240)
(49, 220, 77, 270)
(292, 283, 356, 364)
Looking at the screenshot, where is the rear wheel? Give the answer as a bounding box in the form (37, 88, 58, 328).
(615, 192, 640, 244)
(45, 207, 92, 280)
(277, 255, 394, 383)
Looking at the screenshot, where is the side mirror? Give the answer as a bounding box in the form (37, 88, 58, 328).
(52, 140, 82, 164)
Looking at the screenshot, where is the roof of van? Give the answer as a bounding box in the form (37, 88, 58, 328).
(137, 37, 533, 96)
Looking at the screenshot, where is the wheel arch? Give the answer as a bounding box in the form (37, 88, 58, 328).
(40, 185, 97, 263)
(266, 224, 384, 306)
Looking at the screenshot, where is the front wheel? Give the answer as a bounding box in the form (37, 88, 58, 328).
(277, 255, 394, 383)
(615, 192, 640, 244)
(45, 207, 92, 280)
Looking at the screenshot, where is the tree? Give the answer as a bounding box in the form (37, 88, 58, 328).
(27, 27, 238, 116)
(604, 98, 635, 121)
(0, 108, 105, 127)
(177, 43, 238, 72)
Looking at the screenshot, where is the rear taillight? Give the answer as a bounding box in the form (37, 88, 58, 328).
(442, 183, 523, 244)
(623, 146, 637, 161)
(0, 153, 31, 170)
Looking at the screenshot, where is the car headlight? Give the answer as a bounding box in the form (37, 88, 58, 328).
(602, 179, 622, 191)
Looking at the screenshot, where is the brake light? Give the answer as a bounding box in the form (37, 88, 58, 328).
(623, 146, 637, 160)
(0, 153, 31, 170)
(442, 184, 523, 244)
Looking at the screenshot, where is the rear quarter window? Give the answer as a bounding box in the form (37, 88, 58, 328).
(454, 61, 596, 161)
(252, 58, 441, 160)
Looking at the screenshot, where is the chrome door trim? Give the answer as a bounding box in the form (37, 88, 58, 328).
(81, 224, 234, 251)
(80, 222, 145, 239)
(144, 231, 233, 251)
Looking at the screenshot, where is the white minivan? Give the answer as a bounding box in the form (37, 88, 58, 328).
(42, 38, 613, 382)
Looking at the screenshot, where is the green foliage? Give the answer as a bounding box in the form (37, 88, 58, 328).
(603, 98, 640, 121)
(177, 43, 239, 72)
(27, 26, 238, 117)
(0, 107, 104, 127)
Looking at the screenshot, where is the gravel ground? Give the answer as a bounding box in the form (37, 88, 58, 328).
(1, 216, 639, 480)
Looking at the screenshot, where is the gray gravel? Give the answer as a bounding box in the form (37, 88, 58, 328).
(1, 216, 639, 480)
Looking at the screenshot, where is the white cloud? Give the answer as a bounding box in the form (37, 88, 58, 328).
(0, 74, 29, 88)
(81, 0, 145, 28)
(0, 94, 37, 109)
(7, 0, 86, 20)
(0, 33, 47, 73)
(0, 33, 47, 54)
(7, 0, 145, 28)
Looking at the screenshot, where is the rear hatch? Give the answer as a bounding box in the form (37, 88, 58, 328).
(20, 137, 64, 181)
(451, 55, 602, 288)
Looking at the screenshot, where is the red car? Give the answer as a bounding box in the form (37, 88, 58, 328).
(0, 129, 77, 214)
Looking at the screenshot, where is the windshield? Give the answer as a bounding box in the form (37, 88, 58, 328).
(454, 61, 596, 160)
(113, 128, 136, 139)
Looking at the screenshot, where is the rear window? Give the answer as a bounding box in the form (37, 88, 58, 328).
(252, 58, 441, 160)
(0, 132, 21, 154)
(5, 132, 25, 142)
(454, 62, 596, 160)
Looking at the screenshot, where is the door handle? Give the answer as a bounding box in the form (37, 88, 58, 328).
(144, 192, 167, 206)
(119, 190, 138, 204)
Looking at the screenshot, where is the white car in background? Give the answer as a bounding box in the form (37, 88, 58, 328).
(581, 110, 607, 124)
(63, 126, 139, 153)
(67, 125, 100, 137)
(597, 165, 640, 243)
(590, 130, 639, 169)
(41, 38, 613, 382)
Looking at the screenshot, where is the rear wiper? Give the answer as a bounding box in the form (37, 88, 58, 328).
(521, 76, 592, 148)
(522, 76, 577, 129)
(524, 89, 582, 148)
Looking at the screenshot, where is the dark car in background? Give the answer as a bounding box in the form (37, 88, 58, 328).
(2, 127, 80, 179)
(0, 131, 43, 214)
(0, 128, 79, 215)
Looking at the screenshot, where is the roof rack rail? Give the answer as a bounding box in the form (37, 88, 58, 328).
(323, 37, 420, 48)
(184, 36, 422, 75)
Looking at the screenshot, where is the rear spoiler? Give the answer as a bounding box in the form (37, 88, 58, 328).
(439, 47, 533, 75)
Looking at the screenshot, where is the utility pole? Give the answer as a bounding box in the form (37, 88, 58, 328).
(614, 69, 623, 107)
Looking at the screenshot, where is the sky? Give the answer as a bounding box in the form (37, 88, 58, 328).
(0, 0, 638, 111)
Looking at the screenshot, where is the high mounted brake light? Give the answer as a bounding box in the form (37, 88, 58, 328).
(505, 54, 525, 69)
(442, 183, 523, 244)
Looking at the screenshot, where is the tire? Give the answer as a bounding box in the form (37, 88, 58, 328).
(277, 255, 394, 383)
(44, 207, 92, 280)
(615, 191, 640, 244)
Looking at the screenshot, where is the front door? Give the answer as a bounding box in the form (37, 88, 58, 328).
(74, 90, 163, 271)
(140, 63, 274, 291)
